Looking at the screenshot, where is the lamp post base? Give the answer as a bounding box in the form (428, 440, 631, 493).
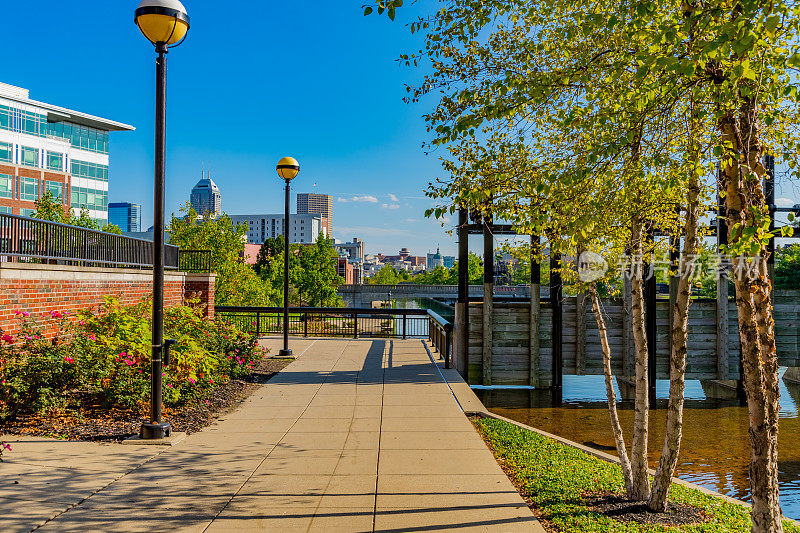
(279, 349, 293, 357)
(139, 422, 172, 440)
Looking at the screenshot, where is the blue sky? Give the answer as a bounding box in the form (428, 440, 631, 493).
(4, 1, 460, 256)
(7, 2, 798, 257)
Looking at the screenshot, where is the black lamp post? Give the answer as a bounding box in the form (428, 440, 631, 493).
(134, 0, 190, 440)
(277, 157, 300, 357)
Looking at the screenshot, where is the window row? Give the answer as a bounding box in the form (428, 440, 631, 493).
(0, 174, 67, 202)
(70, 186, 107, 212)
(71, 159, 108, 182)
(0, 105, 110, 154)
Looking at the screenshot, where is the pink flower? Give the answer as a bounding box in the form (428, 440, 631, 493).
(119, 352, 127, 357)
(209, 378, 214, 384)
(79, 320, 85, 326)
(188, 378, 196, 384)
(2, 443, 11, 451)
(1, 334, 12, 343)
(87, 334, 96, 341)
(64, 356, 74, 364)
(167, 384, 173, 388)
(124, 359, 134, 366)
(50, 310, 62, 319)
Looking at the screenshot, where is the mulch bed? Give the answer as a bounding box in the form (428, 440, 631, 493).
(0, 357, 293, 442)
(584, 492, 709, 527)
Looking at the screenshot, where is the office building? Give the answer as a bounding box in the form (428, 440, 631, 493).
(109, 202, 141, 232)
(228, 213, 326, 244)
(297, 193, 333, 236)
(0, 82, 133, 221)
(190, 171, 221, 217)
(334, 238, 364, 262)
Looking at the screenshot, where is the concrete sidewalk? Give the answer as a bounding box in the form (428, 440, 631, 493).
(1, 339, 542, 532)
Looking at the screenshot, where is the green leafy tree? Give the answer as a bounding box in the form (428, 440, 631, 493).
(295, 236, 345, 307)
(169, 205, 273, 306)
(775, 245, 800, 290)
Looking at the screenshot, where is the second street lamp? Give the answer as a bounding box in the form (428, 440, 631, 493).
(134, 0, 190, 440)
(277, 157, 300, 357)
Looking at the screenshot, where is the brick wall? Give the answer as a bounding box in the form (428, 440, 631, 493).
(0, 262, 216, 338)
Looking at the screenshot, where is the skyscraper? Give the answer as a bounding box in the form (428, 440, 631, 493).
(109, 202, 141, 232)
(297, 193, 333, 237)
(190, 171, 221, 217)
(0, 82, 133, 221)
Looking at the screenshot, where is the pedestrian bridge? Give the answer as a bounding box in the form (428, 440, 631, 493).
(337, 283, 532, 307)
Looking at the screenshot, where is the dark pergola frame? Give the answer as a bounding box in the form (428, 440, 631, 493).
(454, 156, 796, 407)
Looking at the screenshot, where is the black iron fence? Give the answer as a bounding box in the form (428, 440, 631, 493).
(0, 212, 179, 269)
(179, 249, 212, 273)
(215, 306, 454, 368)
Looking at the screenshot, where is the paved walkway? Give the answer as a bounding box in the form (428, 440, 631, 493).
(1, 339, 541, 532)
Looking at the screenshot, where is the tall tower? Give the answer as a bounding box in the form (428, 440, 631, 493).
(190, 171, 221, 217)
(297, 192, 333, 238)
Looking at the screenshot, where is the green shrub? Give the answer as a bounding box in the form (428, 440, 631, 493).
(0, 298, 268, 414)
(0, 311, 78, 412)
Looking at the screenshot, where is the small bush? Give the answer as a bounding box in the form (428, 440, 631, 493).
(0, 298, 268, 414)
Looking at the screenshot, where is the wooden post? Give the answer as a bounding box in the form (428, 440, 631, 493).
(575, 247, 587, 376)
(482, 211, 494, 386)
(550, 251, 563, 405)
(716, 202, 730, 381)
(765, 154, 776, 280)
(456, 206, 469, 375)
(530, 235, 541, 387)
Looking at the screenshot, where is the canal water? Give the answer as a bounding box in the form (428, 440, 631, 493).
(476, 373, 800, 520)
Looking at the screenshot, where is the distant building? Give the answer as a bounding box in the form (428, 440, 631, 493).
(378, 248, 426, 268)
(334, 238, 364, 262)
(427, 248, 444, 270)
(190, 172, 221, 217)
(0, 81, 133, 221)
(297, 192, 333, 236)
(228, 213, 326, 244)
(336, 257, 355, 285)
(443, 255, 455, 269)
(108, 202, 141, 232)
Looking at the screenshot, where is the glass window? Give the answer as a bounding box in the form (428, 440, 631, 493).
(0, 174, 12, 198)
(0, 142, 11, 163)
(0, 105, 9, 130)
(0, 206, 11, 214)
(19, 208, 35, 217)
(70, 159, 108, 182)
(45, 180, 63, 199)
(46, 151, 63, 171)
(19, 177, 39, 201)
(20, 146, 39, 168)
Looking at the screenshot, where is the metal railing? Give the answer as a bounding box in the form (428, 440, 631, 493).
(0, 212, 179, 269)
(216, 306, 455, 367)
(179, 249, 212, 273)
(427, 309, 453, 368)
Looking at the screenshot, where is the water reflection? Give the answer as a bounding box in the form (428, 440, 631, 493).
(477, 370, 800, 520)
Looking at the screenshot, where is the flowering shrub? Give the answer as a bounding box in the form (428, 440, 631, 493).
(0, 312, 78, 411)
(0, 298, 267, 413)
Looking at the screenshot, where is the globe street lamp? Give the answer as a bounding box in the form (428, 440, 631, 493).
(277, 157, 300, 357)
(135, 0, 190, 440)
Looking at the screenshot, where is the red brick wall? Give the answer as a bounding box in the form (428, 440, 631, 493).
(0, 263, 215, 339)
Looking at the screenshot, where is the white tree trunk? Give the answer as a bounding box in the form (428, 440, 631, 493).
(589, 285, 634, 496)
(629, 216, 651, 501)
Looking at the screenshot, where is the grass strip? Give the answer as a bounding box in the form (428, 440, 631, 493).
(473, 416, 800, 532)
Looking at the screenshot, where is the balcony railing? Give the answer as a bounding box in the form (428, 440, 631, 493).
(0, 212, 179, 269)
(179, 249, 212, 273)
